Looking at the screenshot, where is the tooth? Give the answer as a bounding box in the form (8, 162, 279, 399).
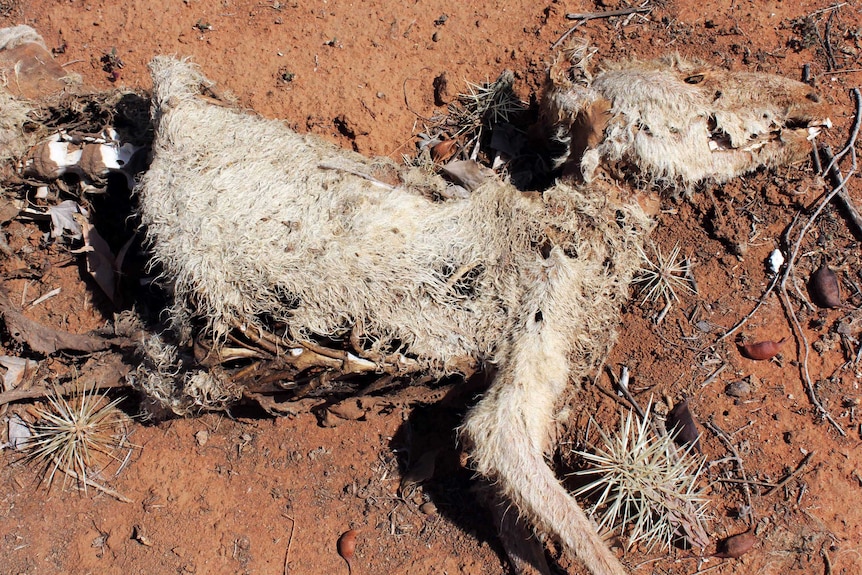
(807, 127, 821, 141)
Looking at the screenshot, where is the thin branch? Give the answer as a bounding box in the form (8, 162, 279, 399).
(553, 6, 652, 50)
(820, 87, 861, 177)
(0, 360, 130, 407)
(565, 7, 652, 20)
(283, 514, 295, 575)
(774, 88, 860, 437)
(715, 271, 782, 344)
(57, 463, 133, 503)
(764, 451, 815, 497)
(820, 144, 862, 237)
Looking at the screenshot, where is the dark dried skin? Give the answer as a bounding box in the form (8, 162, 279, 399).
(667, 398, 700, 452)
(809, 264, 841, 308)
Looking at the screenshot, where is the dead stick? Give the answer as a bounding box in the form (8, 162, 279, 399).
(764, 451, 815, 497)
(822, 547, 833, 575)
(704, 420, 754, 521)
(821, 87, 861, 176)
(776, 88, 860, 437)
(566, 7, 652, 20)
(57, 464, 133, 503)
(0, 363, 130, 406)
(715, 270, 782, 344)
(283, 514, 295, 575)
(553, 7, 652, 50)
(820, 144, 862, 237)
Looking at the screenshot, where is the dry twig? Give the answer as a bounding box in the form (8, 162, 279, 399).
(715, 271, 782, 344)
(704, 419, 753, 523)
(764, 451, 815, 497)
(775, 87, 860, 437)
(0, 356, 130, 406)
(56, 462, 133, 503)
(552, 6, 652, 50)
(565, 7, 652, 20)
(283, 514, 295, 575)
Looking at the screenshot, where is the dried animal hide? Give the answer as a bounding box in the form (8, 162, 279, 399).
(542, 40, 831, 185)
(137, 57, 651, 575)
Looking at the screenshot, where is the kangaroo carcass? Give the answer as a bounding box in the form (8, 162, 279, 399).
(132, 54, 830, 574)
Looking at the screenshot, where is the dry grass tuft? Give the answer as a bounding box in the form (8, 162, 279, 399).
(633, 241, 696, 304)
(571, 406, 710, 552)
(27, 384, 131, 491)
(448, 71, 525, 139)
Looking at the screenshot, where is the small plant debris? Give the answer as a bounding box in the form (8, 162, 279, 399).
(277, 66, 295, 85)
(633, 241, 696, 304)
(26, 384, 131, 491)
(100, 48, 124, 83)
(193, 19, 213, 33)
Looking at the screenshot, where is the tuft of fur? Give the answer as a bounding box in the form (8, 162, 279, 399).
(542, 46, 832, 185)
(0, 25, 47, 51)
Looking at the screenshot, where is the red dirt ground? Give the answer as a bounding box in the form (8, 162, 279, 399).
(1, 1, 861, 574)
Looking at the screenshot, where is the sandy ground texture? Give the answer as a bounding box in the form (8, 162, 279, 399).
(1, 1, 862, 574)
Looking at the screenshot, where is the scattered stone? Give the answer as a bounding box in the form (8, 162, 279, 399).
(725, 379, 751, 398)
(194, 429, 209, 446)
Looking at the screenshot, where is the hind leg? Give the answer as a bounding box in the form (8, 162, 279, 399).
(462, 251, 627, 575)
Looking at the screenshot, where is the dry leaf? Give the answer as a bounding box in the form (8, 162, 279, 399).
(0, 355, 38, 390)
(667, 398, 700, 452)
(399, 448, 439, 496)
(738, 337, 786, 360)
(715, 532, 757, 558)
(47, 200, 84, 240)
(809, 264, 841, 308)
(430, 139, 458, 162)
(6, 414, 32, 450)
(441, 159, 490, 192)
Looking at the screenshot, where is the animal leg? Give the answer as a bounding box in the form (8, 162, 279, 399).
(462, 255, 627, 575)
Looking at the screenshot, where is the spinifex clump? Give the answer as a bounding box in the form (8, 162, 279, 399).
(27, 384, 131, 491)
(572, 406, 710, 552)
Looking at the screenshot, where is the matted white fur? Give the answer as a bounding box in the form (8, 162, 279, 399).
(542, 44, 832, 185)
(1, 32, 831, 573)
(138, 57, 651, 575)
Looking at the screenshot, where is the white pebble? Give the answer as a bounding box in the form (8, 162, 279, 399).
(767, 249, 784, 273)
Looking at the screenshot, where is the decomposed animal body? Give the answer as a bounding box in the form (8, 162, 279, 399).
(2, 26, 831, 574)
(134, 54, 828, 574)
(138, 56, 648, 575)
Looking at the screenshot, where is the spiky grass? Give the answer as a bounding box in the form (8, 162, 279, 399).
(633, 241, 696, 304)
(571, 407, 710, 552)
(449, 71, 525, 137)
(27, 384, 130, 491)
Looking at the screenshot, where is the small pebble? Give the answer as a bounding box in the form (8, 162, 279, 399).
(420, 501, 437, 515)
(725, 380, 751, 398)
(194, 429, 209, 446)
